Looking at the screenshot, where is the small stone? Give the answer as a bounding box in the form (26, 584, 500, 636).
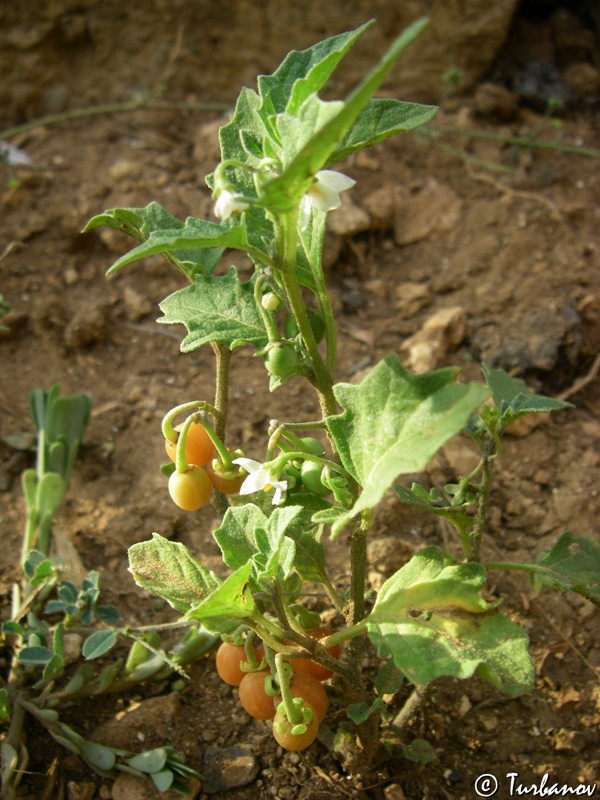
(394, 282, 430, 317)
(92, 694, 181, 751)
(64, 267, 79, 286)
(363, 185, 396, 230)
(384, 784, 407, 800)
(63, 301, 111, 350)
(563, 63, 600, 97)
(63, 633, 82, 666)
(400, 306, 467, 372)
(328, 196, 370, 236)
(474, 82, 518, 121)
(504, 413, 549, 438)
(109, 159, 142, 182)
(122, 286, 153, 321)
(112, 772, 200, 800)
(394, 180, 463, 246)
(202, 746, 259, 793)
(67, 782, 95, 800)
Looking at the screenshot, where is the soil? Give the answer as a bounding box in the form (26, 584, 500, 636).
(1, 2, 599, 800)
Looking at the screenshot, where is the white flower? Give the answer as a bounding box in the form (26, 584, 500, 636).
(233, 458, 288, 505)
(214, 189, 249, 220)
(299, 169, 356, 228)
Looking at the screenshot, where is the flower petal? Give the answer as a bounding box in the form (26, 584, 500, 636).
(232, 457, 261, 473)
(315, 169, 356, 193)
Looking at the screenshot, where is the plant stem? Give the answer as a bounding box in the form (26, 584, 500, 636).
(0, 99, 228, 140)
(421, 124, 600, 160)
(279, 210, 337, 418)
(211, 341, 231, 442)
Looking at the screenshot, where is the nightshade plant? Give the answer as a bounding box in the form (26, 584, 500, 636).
(84, 19, 599, 770)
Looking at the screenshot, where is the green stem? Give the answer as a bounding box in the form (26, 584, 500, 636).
(279, 210, 337, 418)
(0, 99, 228, 140)
(422, 124, 600, 160)
(253, 275, 282, 343)
(161, 400, 221, 442)
(275, 653, 301, 724)
(211, 341, 231, 442)
(484, 560, 554, 576)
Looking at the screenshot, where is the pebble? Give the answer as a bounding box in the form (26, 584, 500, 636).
(202, 746, 259, 793)
(384, 784, 407, 800)
(328, 196, 370, 236)
(112, 772, 201, 800)
(122, 286, 153, 321)
(63, 300, 111, 350)
(394, 180, 463, 246)
(109, 158, 143, 182)
(400, 306, 467, 372)
(394, 282, 430, 318)
(67, 782, 95, 800)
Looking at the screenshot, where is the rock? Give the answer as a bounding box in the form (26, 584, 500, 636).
(363, 185, 397, 231)
(109, 158, 143, 182)
(400, 306, 467, 372)
(564, 63, 600, 97)
(394, 180, 463, 245)
(394, 282, 430, 317)
(91, 694, 181, 751)
(328, 196, 370, 236)
(474, 82, 519, 121)
(67, 782, 96, 800)
(112, 772, 200, 800)
(384, 785, 407, 800)
(202, 746, 259, 793)
(63, 301, 111, 350)
(122, 286, 153, 321)
(392, 0, 519, 101)
(473, 304, 581, 374)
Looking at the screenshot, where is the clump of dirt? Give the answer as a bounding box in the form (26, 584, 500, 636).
(1, 2, 599, 799)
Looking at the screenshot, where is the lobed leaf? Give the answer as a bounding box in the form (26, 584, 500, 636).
(530, 531, 600, 605)
(185, 562, 256, 633)
(258, 18, 430, 213)
(158, 267, 268, 351)
(258, 22, 372, 117)
(128, 534, 220, 613)
(367, 548, 534, 695)
(104, 217, 246, 276)
(481, 363, 572, 430)
(326, 355, 489, 537)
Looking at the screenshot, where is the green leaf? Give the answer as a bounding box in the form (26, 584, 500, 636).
(125, 748, 168, 774)
(402, 738, 437, 764)
(395, 483, 472, 530)
(186, 562, 256, 634)
(327, 97, 437, 165)
(214, 504, 304, 585)
(151, 769, 175, 792)
(215, 87, 270, 184)
(347, 698, 383, 724)
(213, 505, 268, 570)
(326, 355, 489, 537)
(17, 646, 54, 665)
(82, 630, 118, 660)
(85, 202, 224, 280)
(258, 22, 372, 117)
(79, 740, 116, 772)
(258, 18, 430, 213)
(104, 217, 247, 276)
(158, 267, 268, 351)
(530, 532, 600, 605)
(481, 363, 572, 429)
(128, 533, 220, 613)
(367, 548, 534, 695)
